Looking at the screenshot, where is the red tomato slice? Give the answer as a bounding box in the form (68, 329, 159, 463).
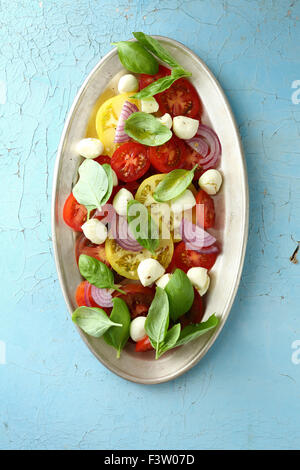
(174, 241, 219, 272)
(180, 289, 204, 328)
(195, 190, 215, 229)
(63, 193, 87, 232)
(111, 142, 150, 183)
(139, 65, 171, 90)
(135, 336, 154, 352)
(181, 143, 205, 180)
(94, 155, 111, 165)
(166, 256, 176, 274)
(113, 180, 140, 200)
(114, 284, 155, 319)
(149, 135, 186, 173)
(75, 281, 87, 306)
(156, 78, 201, 118)
(75, 233, 109, 265)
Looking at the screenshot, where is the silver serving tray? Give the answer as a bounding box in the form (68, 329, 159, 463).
(52, 36, 248, 384)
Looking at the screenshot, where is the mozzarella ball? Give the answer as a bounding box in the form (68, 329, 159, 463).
(141, 97, 159, 113)
(187, 267, 210, 296)
(118, 74, 139, 93)
(157, 113, 172, 129)
(113, 188, 134, 216)
(81, 219, 108, 245)
(130, 316, 147, 342)
(112, 169, 118, 186)
(172, 116, 199, 140)
(170, 189, 196, 213)
(198, 169, 222, 195)
(138, 259, 165, 287)
(76, 138, 104, 159)
(155, 273, 171, 289)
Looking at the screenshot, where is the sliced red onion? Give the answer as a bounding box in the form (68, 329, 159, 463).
(186, 124, 221, 170)
(90, 285, 113, 308)
(180, 218, 216, 251)
(202, 152, 219, 170)
(186, 136, 209, 157)
(84, 282, 92, 307)
(114, 101, 139, 143)
(185, 244, 219, 254)
(111, 216, 142, 252)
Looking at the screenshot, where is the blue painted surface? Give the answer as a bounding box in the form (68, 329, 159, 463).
(0, 0, 300, 450)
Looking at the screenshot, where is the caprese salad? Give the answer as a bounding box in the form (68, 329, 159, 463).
(63, 33, 223, 359)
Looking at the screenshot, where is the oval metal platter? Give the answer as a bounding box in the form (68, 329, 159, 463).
(52, 36, 249, 384)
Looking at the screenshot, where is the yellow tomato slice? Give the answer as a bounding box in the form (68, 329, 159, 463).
(95, 93, 140, 156)
(135, 174, 166, 206)
(105, 224, 174, 280)
(135, 174, 197, 242)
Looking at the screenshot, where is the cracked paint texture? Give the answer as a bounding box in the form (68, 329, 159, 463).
(0, 0, 300, 450)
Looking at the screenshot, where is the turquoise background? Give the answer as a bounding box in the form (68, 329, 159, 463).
(0, 0, 300, 450)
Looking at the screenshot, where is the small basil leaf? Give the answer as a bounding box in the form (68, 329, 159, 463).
(101, 164, 114, 205)
(145, 287, 169, 359)
(79, 254, 114, 288)
(72, 306, 121, 338)
(112, 41, 158, 75)
(132, 68, 191, 100)
(124, 112, 172, 146)
(175, 314, 219, 347)
(72, 159, 108, 211)
(153, 165, 198, 202)
(127, 200, 159, 254)
(103, 298, 131, 358)
(78, 255, 125, 294)
(165, 269, 194, 321)
(156, 323, 181, 359)
(133, 32, 181, 69)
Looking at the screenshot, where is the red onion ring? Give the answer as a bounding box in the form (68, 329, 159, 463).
(114, 101, 139, 143)
(185, 136, 209, 157)
(90, 285, 113, 308)
(186, 244, 219, 254)
(186, 124, 221, 170)
(111, 216, 143, 252)
(84, 282, 92, 307)
(180, 218, 216, 251)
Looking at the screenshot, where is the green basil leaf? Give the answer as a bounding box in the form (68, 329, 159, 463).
(153, 165, 198, 202)
(124, 112, 172, 146)
(103, 298, 131, 358)
(165, 269, 194, 321)
(78, 254, 125, 294)
(127, 200, 159, 254)
(101, 163, 114, 205)
(156, 323, 181, 359)
(72, 306, 121, 338)
(133, 32, 191, 73)
(132, 68, 191, 100)
(145, 287, 169, 359)
(175, 314, 219, 347)
(72, 159, 108, 211)
(112, 41, 158, 75)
